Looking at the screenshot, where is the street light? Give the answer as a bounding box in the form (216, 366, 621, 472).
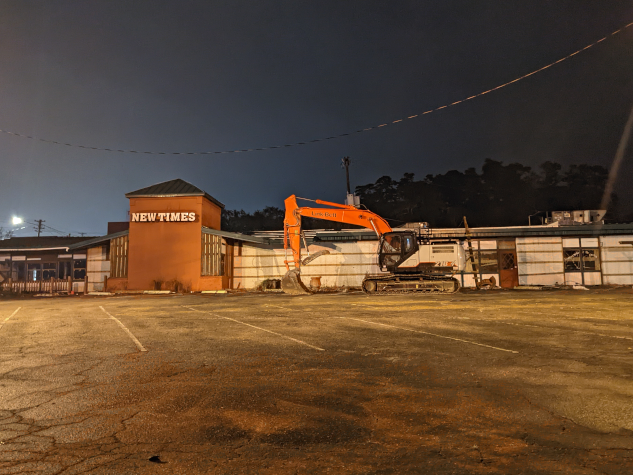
(12, 216, 23, 225)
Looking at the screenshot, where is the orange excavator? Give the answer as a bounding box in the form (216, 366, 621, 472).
(282, 195, 464, 294)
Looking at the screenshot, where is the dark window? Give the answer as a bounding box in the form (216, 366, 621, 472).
(27, 263, 42, 282)
(73, 259, 86, 280)
(42, 263, 57, 280)
(11, 261, 25, 281)
(58, 261, 71, 279)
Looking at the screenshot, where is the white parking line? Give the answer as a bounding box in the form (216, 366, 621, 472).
(265, 304, 292, 311)
(338, 317, 519, 354)
(99, 306, 147, 352)
(183, 306, 325, 351)
(494, 320, 633, 341)
(0, 307, 21, 331)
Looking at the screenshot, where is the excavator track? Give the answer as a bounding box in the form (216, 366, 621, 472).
(361, 274, 460, 294)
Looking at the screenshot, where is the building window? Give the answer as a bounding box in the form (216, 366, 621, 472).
(479, 251, 499, 273)
(0, 258, 9, 283)
(202, 233, 223, 276)
(43, 263, 57, 280)
(563, 248, 600, 272)
(58, 261, 71, 279)
(464, 250, 499, 274)
(11, 261, 25, 281)
(110, 235, 128, 278)
(73, 259, 86, 280)
(27, 263, 42, 282)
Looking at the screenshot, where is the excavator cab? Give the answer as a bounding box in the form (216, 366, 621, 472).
(378, 231, 418, 272)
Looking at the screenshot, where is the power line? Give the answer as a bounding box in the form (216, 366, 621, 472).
(0, 21, 631, 155)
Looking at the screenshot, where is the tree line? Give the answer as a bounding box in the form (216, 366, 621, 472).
(222, 159, 618, 232)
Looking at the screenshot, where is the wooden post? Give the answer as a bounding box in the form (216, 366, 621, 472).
(7, 277, 12, 294)
(68, 276, 72, 294)
(84, 275, 88, 295)
(103, 275, 108, 292)
(464, 216, 479, 288)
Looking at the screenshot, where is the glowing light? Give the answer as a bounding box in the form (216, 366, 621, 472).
(12, 216, 23, 225)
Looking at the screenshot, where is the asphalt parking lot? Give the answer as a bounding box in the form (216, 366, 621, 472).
(1, 290, 632, 474)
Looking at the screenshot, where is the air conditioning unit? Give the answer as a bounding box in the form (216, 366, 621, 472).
(547, 210, 606, 225)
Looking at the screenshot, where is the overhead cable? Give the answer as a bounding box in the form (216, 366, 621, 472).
(0, 21, 631, 155)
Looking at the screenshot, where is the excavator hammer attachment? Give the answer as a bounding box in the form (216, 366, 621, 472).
(281, 269, 311, 295)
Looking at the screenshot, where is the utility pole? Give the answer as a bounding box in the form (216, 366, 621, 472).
(341, 156, 351, 195)
(34, 219, 45, 237)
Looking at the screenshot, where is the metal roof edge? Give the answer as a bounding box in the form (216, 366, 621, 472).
(124, 191, 225, 209)
(67, 230, 129, 250)
(202, 227, 270, 244)
(0, 247, 70, 252)
(427, 223, 633, 238)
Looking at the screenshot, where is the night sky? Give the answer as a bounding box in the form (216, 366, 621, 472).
(1, 1, 632, 236)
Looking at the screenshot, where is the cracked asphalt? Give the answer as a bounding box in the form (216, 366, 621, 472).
(0, 290, 632, 474)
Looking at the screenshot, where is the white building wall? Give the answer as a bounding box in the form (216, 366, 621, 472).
(234, 241, 380, 289)
(233, 233, 633, 290)
(600, 236, 633, 285)
(87, 246, 110, 292)
(516, 237, 565, 285)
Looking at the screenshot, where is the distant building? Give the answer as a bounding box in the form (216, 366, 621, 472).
(2, 178, 633, 293)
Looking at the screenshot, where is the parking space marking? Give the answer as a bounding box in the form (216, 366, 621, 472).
(494, 320, 633, 341)
(338, 317, 519, 354)
(183, 306, 325, 351)
(265, 304, 292, 311)
(99, 306, 147, 352)
(0, 307, 21, 332)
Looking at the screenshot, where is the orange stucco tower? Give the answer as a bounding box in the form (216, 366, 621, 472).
(125, 179, 225, 291)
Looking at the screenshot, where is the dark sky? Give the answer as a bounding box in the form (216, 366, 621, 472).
(1, 1, 632, 236)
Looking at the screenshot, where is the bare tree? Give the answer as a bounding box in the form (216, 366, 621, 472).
(0, 227, 14, 240)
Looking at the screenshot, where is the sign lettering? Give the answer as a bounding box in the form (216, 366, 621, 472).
(131, 212, 196, 222)
(310, 211, 338, 218)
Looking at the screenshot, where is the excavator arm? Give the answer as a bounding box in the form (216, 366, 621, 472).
(283, 195, 392, 271)
(281, 195, 392, 294)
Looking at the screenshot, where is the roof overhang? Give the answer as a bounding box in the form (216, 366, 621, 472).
(202, 227, 270, 244)
(67, 230, 129, 250)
